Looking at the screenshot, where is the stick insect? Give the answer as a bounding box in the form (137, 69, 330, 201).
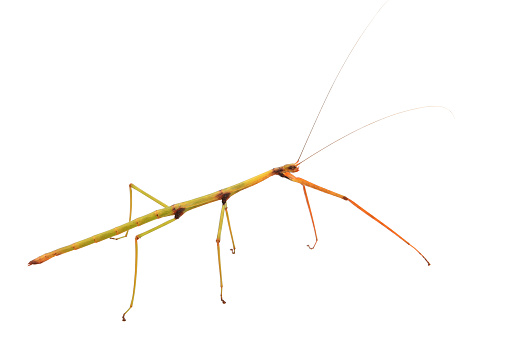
(28, 2, 450, 321)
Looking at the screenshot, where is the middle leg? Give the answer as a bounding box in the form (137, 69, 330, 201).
(216, 202, 227, 304)
(224, 203, 236, 254)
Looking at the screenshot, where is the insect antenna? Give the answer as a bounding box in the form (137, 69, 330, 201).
(297, 106, 454, 165)
(296, 1, 389, 163)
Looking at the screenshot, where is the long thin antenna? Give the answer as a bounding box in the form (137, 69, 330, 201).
(297, 106, 454, 165)
(296, 1, 389, 163)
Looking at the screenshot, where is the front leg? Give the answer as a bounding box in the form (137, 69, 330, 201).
(281, 172, 430, 266)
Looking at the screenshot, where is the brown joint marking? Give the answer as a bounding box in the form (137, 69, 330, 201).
(220, 192, 231, 205)
(272, 167, 284, 175)
(342, 196, 349, 200)
(155, 210, 160, 219)
(216, 190, 231, 205)
(93, 236, 97, 243)
(175, 207, 185, 219)
(114, 227, 119, 235)
(135, 219, 140, 226)
(279, 172, 291, 180)
(72, 244, 77, 250)
(273, 167, 291, 180)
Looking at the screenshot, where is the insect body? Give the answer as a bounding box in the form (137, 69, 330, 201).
(28, 161, 429, 320)
(28, 2, 442, 321)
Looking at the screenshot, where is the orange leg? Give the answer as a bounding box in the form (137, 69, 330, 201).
(302, 185, 318, 249)
(283, 172, 430, 266)
(346, 198, 430, 265)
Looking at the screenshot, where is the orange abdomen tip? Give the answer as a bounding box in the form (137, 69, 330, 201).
(28, 254, 53, 266)
(28, 259, 42, 266)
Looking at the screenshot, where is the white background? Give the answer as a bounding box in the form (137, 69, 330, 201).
(2, 0, 508, 338)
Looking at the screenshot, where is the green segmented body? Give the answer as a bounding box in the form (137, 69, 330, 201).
(28, 165, 293, 265)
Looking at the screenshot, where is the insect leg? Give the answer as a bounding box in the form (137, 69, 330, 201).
(283, 172, 430, 266)
(122, 218, 176, 321)
(302, 185, 318, 249)
(216, 203, 227, 304)
(224, 203, 236, 254)
(346, 198, 430, 265)
(111, 183, 169, 240)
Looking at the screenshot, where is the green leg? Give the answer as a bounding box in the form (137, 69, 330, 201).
(216, 203, 227, 304)
(224, 203, 236, 254)
(122, 217, 176, 321)
(111, 183, 169, 240)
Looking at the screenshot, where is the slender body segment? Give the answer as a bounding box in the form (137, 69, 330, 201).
(28, 1, 450, 321)
(28, 165, 294, 266)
